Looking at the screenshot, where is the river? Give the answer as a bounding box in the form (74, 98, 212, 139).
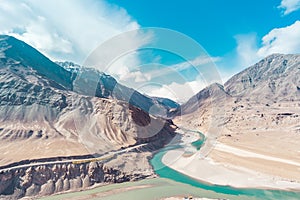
(40, 129, 300, 200)
(150, 129, 300, 200)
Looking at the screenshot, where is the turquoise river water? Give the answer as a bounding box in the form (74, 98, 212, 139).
(150, 129, 300, 200)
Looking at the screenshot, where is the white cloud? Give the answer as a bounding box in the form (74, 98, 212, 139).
(278, 0, 300, 15)
(141, 80, 206, 103)
(258, 20, 300, 57)
(143, 55, 220, 80)
(113, 55, 221, 102)
(0, 0, 217, 102)
(0, 0, 144, 63)
(107, 54, 152, 83)
(234, 33, 259, 67)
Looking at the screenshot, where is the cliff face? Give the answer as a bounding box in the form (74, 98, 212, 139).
(0, 158, 153, 199)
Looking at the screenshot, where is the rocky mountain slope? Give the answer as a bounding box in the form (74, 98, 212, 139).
(178, 53, 300, 129)
(56, 61, 180, 118)
(225, 54, 300, 102)
(0, 159, 153, 199)
(0, 35, 176, 159)
(175, 53, 300, 181)
(179, 83, 228, 115)
(0, 35, 176, 198)
(0, 36, 74, 90)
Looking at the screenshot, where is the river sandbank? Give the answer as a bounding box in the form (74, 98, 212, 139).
(162, 142, 300, 190)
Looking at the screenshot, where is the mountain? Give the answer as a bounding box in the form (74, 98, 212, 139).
(174, 53, 300, 166)
(179, 83, 228, 115)
(0, 35, 74, 90)
(225, 54, 300, 102)
(151, 96, 180, 114)
(55, 61, 82, 74)
(0, 35, 179, 118)
(0, 34, 176, 158)
(0, 35, 176, 198)
(179, 54, 300, 118)
(55, 61, 179, 118)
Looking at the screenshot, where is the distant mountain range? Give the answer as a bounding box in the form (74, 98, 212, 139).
(1, 35, 299, 155)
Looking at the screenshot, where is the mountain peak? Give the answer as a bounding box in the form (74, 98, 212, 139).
(0, 35, 74, 90)
(0, 34, 13, 42)
(225, 53, 300, 101)
(179, 82, 228, 115)
(179, 53, 300, 116)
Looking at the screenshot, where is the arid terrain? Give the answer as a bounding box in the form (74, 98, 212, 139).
(1, 34, 300, 199)
(170, 54, 300, 189)
(0, 35, 177, 198)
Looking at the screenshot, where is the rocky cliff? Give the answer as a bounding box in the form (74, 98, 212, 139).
(0, 157, 153, 199)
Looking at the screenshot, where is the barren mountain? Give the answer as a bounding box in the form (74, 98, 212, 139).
(0, 35, 176, 162)
(179, 83, 228, 115)
(226, 53, 300, 102)
(0, 35, 176, 198)
(175, 53, 300, 182)
(56, 61, 180, 118)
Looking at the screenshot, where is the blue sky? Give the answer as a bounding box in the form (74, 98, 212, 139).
(98, 0, 300, 101)
(108, 0, 292, 56)
(0, 0, 300, 102)
(106, 0, 300, 76)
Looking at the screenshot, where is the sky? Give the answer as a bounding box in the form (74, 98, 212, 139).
(0, 0, 300, 102)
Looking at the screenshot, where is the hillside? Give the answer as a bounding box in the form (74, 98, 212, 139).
(0, 35, 176, 198)
(174, 53, 300, 183)
(226, 54, 300, 102)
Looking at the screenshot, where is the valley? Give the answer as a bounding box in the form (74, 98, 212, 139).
(0, 35, 300, 199)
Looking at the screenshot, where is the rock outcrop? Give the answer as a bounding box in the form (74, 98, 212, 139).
(0, 158, 153, 199)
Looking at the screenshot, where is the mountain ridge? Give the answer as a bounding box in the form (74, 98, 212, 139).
(0, 34, 176, 167)
(180, 53, 300, 113)
(225, 53, 300, 102)
(0, 35, 74, 90)
(56, 60, 180, 118)
(0, 35, 179, 118)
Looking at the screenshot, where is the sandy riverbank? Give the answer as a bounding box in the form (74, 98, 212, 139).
(162, 138, 300, 190)
(170, 99, 300, 191)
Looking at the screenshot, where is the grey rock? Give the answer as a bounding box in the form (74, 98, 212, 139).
(25, 184, 40, 196)
(40, 180, 55, 196)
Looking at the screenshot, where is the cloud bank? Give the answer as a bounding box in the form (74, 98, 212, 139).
(258, 20, 300, 57)
(218, 20, 300, 84)
(0, 0, 142, 63)
(278, 0, 300, 15)
(0, 0, 213, 102)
